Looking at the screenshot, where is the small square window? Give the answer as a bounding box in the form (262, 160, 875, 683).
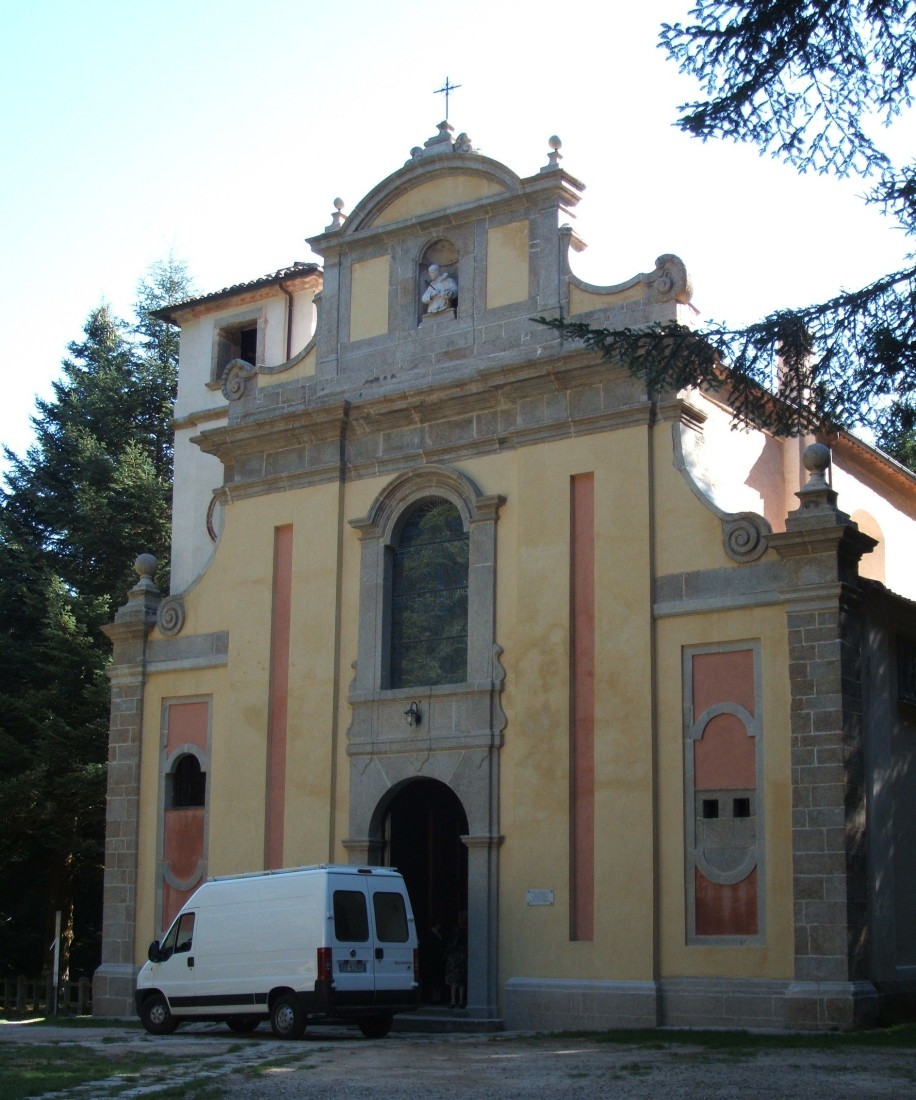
(702, 799, 719, 819)
(733, 797, 751, 818)
(213, 319, 260, 382)
(238, 325, 257, 364)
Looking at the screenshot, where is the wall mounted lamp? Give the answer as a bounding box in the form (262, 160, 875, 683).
(404, 701, 421, 728)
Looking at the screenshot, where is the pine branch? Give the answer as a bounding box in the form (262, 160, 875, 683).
(536, 260, 916, 438)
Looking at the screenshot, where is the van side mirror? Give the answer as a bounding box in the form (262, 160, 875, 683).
(148, 940, 162, 963)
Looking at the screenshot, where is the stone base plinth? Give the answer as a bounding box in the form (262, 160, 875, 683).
(503, 977, 882, 1033)
(92, 964, 139, 1018)
(504, 978, 658, 1031)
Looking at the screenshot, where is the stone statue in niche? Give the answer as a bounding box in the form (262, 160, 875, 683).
(422, 263, 458, 315)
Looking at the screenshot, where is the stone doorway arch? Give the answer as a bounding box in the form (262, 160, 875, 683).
(380, 778, 468, 1004)
(343, 758, 502, 1022)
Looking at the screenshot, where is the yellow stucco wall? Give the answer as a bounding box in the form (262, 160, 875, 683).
(490, 428, 658, 982)
(258, 345, 317, 387)
(372, 176, 504, 226)
(135, 416, 795, 984)
(486, 221, 529, 310)
(136, 484, 347, 948)
(652, 416, 743, 575)
(349, 255, 390, 342)
(569, 282, 644, 315)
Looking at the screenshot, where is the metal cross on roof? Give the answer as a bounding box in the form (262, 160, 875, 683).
(434, 76, 462, 121)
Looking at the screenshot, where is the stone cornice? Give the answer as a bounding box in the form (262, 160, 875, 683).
(172, 404, 229, 433)
(192, 352, 650, 498)
(346, 731, 505, 757)
(309, 154, 582, 257)
(769, 524, 877, 561)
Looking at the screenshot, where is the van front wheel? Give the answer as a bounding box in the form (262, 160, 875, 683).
(140, 993, 178, 1035)
(358, 1015, 393, 1039)
(271, 994, 306, 1039)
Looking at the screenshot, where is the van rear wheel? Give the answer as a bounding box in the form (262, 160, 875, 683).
(270, 994, 306, 1039)
(358, 1015, 393, 1039)
(140, 993, 178, 1035)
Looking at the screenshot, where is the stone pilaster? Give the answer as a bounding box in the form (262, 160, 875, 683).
(92, 556, 161, 1017)
(770, 445, 878, 1028)
(462, 831, 503, 1021)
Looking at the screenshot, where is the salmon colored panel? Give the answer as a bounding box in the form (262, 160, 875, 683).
(694, 712, 756, 790)
(166, 701, 209, 753)
(692, 649, 755, 720)
(266, 525, 294, 870)
(570, 474, 595, 941)
(161, 881, 195, 932)
(695, 867, 758, 936)
(163, 807, 205, 881)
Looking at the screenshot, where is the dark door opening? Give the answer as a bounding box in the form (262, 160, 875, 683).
(382, 779, 468, 1005)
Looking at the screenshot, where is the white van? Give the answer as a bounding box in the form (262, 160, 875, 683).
(135, 865, 419, 1039)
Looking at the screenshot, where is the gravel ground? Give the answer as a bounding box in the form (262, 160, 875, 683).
(2, 1021, 915, 1099)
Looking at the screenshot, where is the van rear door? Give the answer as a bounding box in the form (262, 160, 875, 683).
(367, 882, 416, 999)
(329, 880, 375, 1000)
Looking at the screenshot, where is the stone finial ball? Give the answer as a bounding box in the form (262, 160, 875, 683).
(548, 135, 562, 151)
(802, 442, 831, 475)
(333, 197, 345, 211)
(134, 553, 158, 578)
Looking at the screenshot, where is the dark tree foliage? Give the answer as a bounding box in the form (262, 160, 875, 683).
(0, 516, 109, 978)
(0, 256, 192, 981)
(663, 0, 915, 177)
(542, 2, 916, 460)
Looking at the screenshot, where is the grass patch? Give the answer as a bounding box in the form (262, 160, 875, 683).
(0, 1038, 219, 1100)
(0, 1044, 164, 1100)
(554, 1024, 916, 1052)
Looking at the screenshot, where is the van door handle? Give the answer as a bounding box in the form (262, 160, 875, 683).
(187, 956, 194, 968)
(375, 948, 383, 960)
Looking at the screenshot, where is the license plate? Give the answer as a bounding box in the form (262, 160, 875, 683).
(338, 959, 367, 973)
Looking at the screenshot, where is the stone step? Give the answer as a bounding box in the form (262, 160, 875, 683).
(393, 1007, 503, 1034)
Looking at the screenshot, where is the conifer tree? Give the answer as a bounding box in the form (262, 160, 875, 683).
(541, 2, 916, 464)
(0, 256, 191, 980)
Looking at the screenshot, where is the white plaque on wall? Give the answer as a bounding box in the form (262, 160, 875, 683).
(526, 889, 555, 906)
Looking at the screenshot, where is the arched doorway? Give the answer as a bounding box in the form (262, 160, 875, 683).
(381, 778, 468, 1005)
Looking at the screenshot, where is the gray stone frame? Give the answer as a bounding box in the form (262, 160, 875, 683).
(155, 699, 211, 933)
(345, 463, 505, 1021)
(683, 641, 766, 947)
(207, 305, 265, 387)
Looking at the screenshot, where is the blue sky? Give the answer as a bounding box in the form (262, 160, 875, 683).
(1, 0, 912, 470)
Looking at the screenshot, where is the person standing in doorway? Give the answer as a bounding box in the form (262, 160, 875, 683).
(445, 912, 468, 1009)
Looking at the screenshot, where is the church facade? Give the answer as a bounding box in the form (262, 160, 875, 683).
(93, 122, 916, 1030)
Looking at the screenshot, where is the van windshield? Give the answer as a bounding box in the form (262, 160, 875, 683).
(373, 891, 409, 942)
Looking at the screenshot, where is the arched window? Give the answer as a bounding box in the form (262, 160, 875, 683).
(169, 753, 206, 809)
(389, 499, 469, 688)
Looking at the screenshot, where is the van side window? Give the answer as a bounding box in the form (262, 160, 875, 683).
(373, 891, 409, 942)
(157, 911, 195, 960)
(174, 913, 195, 953)
(333, 890, 369, 942)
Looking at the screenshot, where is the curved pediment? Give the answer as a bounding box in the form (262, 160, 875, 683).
(341, 123, 522, 234)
